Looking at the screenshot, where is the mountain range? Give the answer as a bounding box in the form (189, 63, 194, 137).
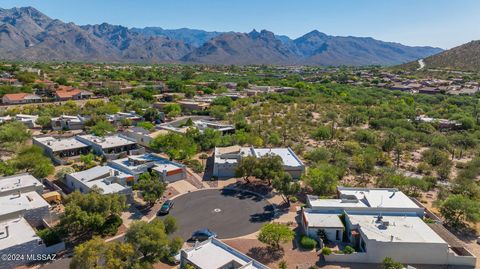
(0, 6, 443, 66)
(421, 40, 480, 71)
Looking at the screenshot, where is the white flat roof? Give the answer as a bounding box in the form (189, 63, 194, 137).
(349, 214, 446, 244)
(308, 198, 368, 208)
(77, 134, 136, 149)
(68, 166, 131, 194)
(339, 188, 419, 209)
(51, 115, 84, 122)
(110, 154, 183, 173)
(0, 191, 49, 216)
(183, 238, 268, 269)
(84, 179, 128, 194)
(245, 147, 304, 168)
(0, 217, 40, 250)
(69, 165, 130, 182)
(34, 136, 89, 152)
(214, 146, 304, 168)
(303, 211, 344, 228)
(0, 174, 42, 195)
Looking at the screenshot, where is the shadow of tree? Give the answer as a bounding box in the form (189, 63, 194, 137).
(246, 246, 284, 264)
(250, 212, 275, 223)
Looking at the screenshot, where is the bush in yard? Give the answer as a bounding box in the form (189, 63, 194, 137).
(300, 235, 317, 250)
(37, 227, 64, 246)
(343, 245, 355, 254)
(317, 229, 330, 244)
(98, 214, 123, 236)
(382, 257, 403, 269)
(321, 247, 332, 255)
(186, 159, 204, 173)
(257, 223, 294, 250)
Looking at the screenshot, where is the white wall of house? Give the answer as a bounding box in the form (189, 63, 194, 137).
(362, 238, 450, 265)
(305, 227, 343, 242)
(212, 162, 238, 178)
(164, 171, 186, 183)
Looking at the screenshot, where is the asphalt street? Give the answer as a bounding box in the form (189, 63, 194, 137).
(159, 188, 274, 240)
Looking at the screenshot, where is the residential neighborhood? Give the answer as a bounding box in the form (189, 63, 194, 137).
(0, 2, 480, 269)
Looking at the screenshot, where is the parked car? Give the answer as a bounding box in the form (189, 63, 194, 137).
(477, 236, 480, 244)
(158, 200, 174, 215)
(190, 229, 217, 241)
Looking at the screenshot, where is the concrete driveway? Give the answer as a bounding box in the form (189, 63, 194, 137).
(159, 188, 274, 240)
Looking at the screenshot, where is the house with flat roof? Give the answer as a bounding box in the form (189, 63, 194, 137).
(51, 115, 88, 131)
(76, 134, 144, 160)
(194, 120, 235, 134)
(107, 111, 143, 125)
(0, 217, 64, 269)
(0, 174, 44, 196)
(177, 100, 210, 111)
(15, 114, 39, 128)
(302, 187, 425, 242)
(301, 187, 476, 267)
(0, 191, 50, 226)
(180, 237, 269, 269)
(0, 175, 49, 224)
(415, 115, 462, 130)
(33, 136, 91, 164)
(122, 127, 169, 147)
(65, 166, 132, 195)
(108, 153, 186, 183)
(213, 146, 305, 179)
(322, 213, 476, 267)
(306, 187, 425, 217)
(158, 119, 235, 135)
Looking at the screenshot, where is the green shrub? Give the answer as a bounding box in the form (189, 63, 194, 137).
(317, 229, 330, 244)
(321, 247, 332, 255)
(312, 126, 332, 141)
(185, 159, 204, 173)
(98, 214, 123, 236)
(300, 235, 317, 250)
(37, 228, 64, 246)
(343, 245, 355, 254)
(289, 196, 298, 203)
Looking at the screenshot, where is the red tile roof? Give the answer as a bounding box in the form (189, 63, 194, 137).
(55, 87, 93, 99)
(55, 89, 81, 98)
(3, 92, 30, 101)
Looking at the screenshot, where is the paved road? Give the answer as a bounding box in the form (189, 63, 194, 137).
(40, 257, 71, 269)
(159, 189, 274, 240)
(417, 59, 426, 70)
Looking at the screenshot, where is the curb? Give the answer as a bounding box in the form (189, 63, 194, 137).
(106, 182, 284, 242)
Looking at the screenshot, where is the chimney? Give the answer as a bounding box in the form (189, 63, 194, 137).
(5, 225, 9, 238)
(390, 235, 394, 242)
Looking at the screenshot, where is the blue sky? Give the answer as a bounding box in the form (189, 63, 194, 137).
(2, 0, 479, 49)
